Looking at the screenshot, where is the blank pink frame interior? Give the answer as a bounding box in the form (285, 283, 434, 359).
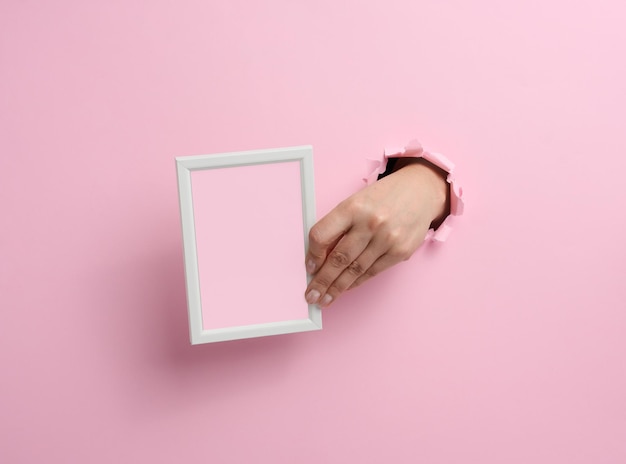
(176, 146, 321, 344)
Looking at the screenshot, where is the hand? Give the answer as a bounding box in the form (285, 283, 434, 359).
(304, 159, 449, 307)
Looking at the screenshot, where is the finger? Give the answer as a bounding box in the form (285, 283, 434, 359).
(346, 251, 407, 290)
(320, 235, 392, 304)
(305, 206, 352, 275)
(348, 239, 417, 289)
(304, 230, 371, 306)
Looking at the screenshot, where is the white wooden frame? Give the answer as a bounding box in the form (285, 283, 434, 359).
(176, 146, 321, 344)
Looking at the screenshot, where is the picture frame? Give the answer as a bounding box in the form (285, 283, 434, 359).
(176, 146, 321, 344)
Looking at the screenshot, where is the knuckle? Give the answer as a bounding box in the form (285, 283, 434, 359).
(328, 250, 350, 268)
(347, 260, 365, 276)
(376, 225, 403, 244)
(345, 198, 379, 223)
(313, 275, 333, 288)
(391, 244, 414, 261)
(366, 212, 388, 231)
(308, 225, 324, 246)
(385, 228, 403, 243)
(363, 268, 378, 280)
(342, 197, 366, 214)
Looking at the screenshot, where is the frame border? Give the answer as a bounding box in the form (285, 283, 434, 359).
(176, 146, 321, 344)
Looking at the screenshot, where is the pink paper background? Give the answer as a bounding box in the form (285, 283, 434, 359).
(190, 161, 309, 329)
(1, 1, 625, 463)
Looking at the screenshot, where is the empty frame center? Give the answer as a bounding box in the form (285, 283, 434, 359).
(191, 161, 309, 329)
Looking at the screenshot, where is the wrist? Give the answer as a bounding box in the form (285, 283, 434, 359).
(391, 158, 449, 228)
(365, 138, 464, 242)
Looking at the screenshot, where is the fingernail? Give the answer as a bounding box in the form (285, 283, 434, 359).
(305, 290, 320, 304)
(306, 259, 316, 274)
(320, 294, 333, 307)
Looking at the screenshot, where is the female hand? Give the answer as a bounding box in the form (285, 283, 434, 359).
(304, 158, 449, 307)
